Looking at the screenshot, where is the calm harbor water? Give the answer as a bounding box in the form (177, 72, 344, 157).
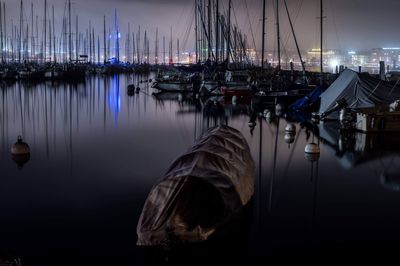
(1, 74, 400, 264)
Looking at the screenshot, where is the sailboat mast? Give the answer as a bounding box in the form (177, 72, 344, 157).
(227, 0, 231, 64)
(276, 0, 281, 70)
(97, 35, 100, 64)
(169, 26, 172, 64)
(103, 16, 106, 63)
(132, 32, 136, 64)
(155, 27, 158, 65)
(127, 23, 130, 63)
(68, 0, 72, 62)
(163, 35, 165, 65)
(195, 0, 198, 63)
(92, 28, 95, 63)
(207, 0, 211, 60)
(137, 25, 140, 64)
(261, 0, 266, 68)
(3, 3, 6, 63)
(320, 0, 323, 75)
(114, 9, 119, 63)
(31, 3, 33, 62)
(177, 39, 179, 64)
(53, 5, 56, 62)
(19, 0, 22, 63)
(89, 21, 92, 62)
(76, 15, 78, 62)
(215, 0, 219, 64)
(49, 19, 52, 62)
(44, 0, 47, 63)
(0, 2, 3, 63)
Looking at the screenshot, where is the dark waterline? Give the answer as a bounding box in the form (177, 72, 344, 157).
(1, 74, 400, 264)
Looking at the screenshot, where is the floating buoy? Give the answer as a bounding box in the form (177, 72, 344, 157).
(275, 103, 284, 116)
(304, 143, 320, 162)
(285, 123, 296, 133)
(232, 95, 238, 105)
(11, 136, 30, 156)
(11, 136, 30, 169)
(127, 85, 135, 96)
(265, 111, 273, 123)
(284, 133, 295, 144)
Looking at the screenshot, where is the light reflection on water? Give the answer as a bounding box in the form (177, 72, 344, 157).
(1, 74, 400, 264)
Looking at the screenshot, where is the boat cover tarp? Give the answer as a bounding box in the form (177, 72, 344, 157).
(319, 69, 400, 119)
(137, 126, 255, 246)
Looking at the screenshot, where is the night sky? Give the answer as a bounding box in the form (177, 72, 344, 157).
(3, 0, 400, 53)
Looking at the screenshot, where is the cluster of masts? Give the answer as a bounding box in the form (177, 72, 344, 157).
(0, 0, 324, 71)
(194, 0, 251, 66)
(0, 0, 189, 66)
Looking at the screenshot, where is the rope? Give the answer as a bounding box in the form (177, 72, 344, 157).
(244, 0, 258, 60)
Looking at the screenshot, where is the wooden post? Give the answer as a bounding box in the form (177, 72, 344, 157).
(379, 61, 385, 80)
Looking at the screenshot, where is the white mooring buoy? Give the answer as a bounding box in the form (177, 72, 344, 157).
(178, 93, 183, 102)
(304, 143, 320, 161)
(275, 103, 284, 116)
(232, 95, 238, 105)
(285, 123, 296, 133)
(284, 133, 295, 144)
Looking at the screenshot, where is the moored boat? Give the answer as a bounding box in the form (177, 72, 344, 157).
(137, 126, 255, 246)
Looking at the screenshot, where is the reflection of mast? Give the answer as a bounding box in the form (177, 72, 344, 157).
(44, 82, 49, 158)
(258, 116, 263, 226)
(18, 82, 25, 137)
(52, 83, 57, 155)
(305, 128, 320, 228)
(103, 77, 107, 132)
(1, 87, 5, 151)
(311, 159, 319, 227)
(268, 117, 280, 212)
(69, 83, 73, 167)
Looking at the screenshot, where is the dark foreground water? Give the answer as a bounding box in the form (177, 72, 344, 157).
(1, 74, 400, 265)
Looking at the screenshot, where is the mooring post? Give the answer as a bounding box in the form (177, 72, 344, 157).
(379, 61, 385, 80)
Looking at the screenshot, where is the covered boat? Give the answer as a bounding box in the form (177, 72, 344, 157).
(319, 69, 400, 119)
(137, 125, 255, 246)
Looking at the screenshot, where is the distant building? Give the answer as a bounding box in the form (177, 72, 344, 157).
(306, 48, 344, 72)
(381, 48, 400, 69)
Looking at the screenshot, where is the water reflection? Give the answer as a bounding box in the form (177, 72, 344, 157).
(1, 75, 400, 263)
(317, 121, 400, 191)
